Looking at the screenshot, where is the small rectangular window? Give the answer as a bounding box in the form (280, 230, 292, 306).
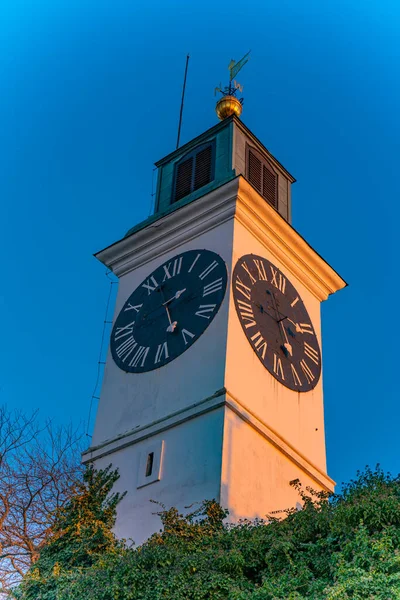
(145, 452, 154, 477)
(137, 440, 164, 489)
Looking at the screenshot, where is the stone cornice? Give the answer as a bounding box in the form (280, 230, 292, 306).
(235, 178, 347, 301)
(95, 176, 346, 301)
(225, 390, 335, 492)
(82, 388, 334, 492)
(95, 178, 239, 277)
(82, 389, 226, 464)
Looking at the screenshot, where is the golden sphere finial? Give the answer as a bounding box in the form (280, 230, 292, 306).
(215, 51, 250, 121)
(215, 95, 243, 120)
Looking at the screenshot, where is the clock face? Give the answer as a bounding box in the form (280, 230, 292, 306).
(110, 249, 227, 373)
(232, 254, 321, 392)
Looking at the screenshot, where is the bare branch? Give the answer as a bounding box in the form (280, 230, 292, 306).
(0, 406, 84, 597)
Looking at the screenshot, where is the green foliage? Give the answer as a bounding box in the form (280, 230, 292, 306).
(16, 464, 125, 600)
(16, 466, 400, 599)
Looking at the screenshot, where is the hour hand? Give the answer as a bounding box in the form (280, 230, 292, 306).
(290, 320, 312, 335)
(286, 317, 302, 332)
(162, 288, 187, 306)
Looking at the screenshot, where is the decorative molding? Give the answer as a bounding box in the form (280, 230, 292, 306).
(235, 178, 347, 301)
(95, 179, 239, 277)
(225, 390, 335, 492)
(82, 389, 226, 464)
(95, 176, 346, 301)
(82, 387, 334, 492)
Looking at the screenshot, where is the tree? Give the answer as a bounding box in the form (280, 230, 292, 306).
(16, 466, 400, 599)
(17, 464, 125, 600)
(0, 407, 83, 597)
(32, 464, 125, 572)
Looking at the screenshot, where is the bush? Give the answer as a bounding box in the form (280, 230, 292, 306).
(16, 466, 400, 600)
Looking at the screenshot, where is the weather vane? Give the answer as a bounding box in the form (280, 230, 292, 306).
(215, 51, 250, 120)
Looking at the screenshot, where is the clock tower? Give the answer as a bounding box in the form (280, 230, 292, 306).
(83, 97, 346, 544)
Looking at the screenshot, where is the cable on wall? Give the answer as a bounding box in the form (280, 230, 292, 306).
(86, 269, 118, 438)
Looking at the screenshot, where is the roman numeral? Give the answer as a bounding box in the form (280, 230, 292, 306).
(199, 260, 218, 280)
(129, 346, 150, 368)
(253, 259, 268, 281)
(115, 336, 137, 362)
(300, 359, 315, 383)
(290, 363, 302, 386)
(270, 266, 286, 294)
(235, 276, 252, 301)
(154, 342, 169, 364)
(250, 331, 267, 359)
(304, 342, 319, 365)
(114, 320, 135, 341)
(299, 323, 314, 335)
(181, 328, 195, 345)
(290, 297, 299, 308)
(203, 278, 223, 297)
(188, 253, 201, 273)
(273, 354, 285, 379)
(241, 262, 256, 284)
(162, 257, 183, 281)
(237, 299, 256, 329)
(195, 304, 216, 320)
(124, 303, 143, 313)
(142, 276, 158, 295)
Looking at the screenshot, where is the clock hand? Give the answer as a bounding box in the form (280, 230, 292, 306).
(164, 304, 178, 333)
(284, 317, 306, 334)
(255, 302, 267, 314)
(268, 289, 283, 323)
(255, 301, 286, 324)
(268, 296, 293, 355)
(162, 288, 187, 306)
(268, 292, 290, 353)
(159, 288, 178, 333)
(279, 321, 293, 356)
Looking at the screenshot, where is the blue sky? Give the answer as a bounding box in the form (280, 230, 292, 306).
(1, 0, 398, 489)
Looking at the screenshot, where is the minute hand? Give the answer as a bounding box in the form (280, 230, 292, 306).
(160, 288, 178, 333)
(286, 317, 312, 334)
(280, 321, 293, 356)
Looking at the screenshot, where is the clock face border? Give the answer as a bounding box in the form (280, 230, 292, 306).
(110, 249, 228, 374)
(232, 254, 321, 392)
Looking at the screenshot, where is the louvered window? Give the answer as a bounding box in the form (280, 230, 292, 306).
(194, 145, 212, 190)
(175, 157, 193, 201)
(173, 142, 214, 203)
(248, 150, 262, 194)
(247, 147, 278, 208)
